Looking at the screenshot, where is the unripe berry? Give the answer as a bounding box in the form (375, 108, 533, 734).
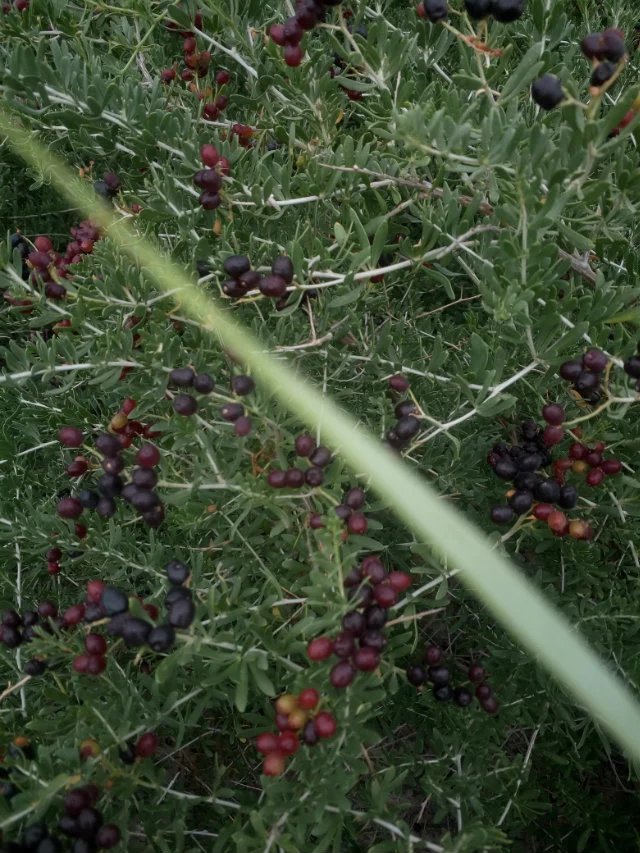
(262, 751, 287, 776)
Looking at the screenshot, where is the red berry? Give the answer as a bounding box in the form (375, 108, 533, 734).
(307, 636, 333, 661)
(308, 513, 325, 529)
(345, 487, 365, 509)
(547, 510, 569, 535)
(481, 696, 499, 715)
(57, 496, 85, 519)
(347, 512, 368, 535)
(582, 348, 608, 372)
(601, 459, 622, 475)
(568, 442, 586, 460)
(34, 235, 53, 252)
(387, 571, 411, 592)
(73, 655, 91, 674)
(586, 468, 605, 486)
(63, 604, 85, 626)
(373, 584, 397, 608)
(298, 688, 320, 710)
(278, 731, 299, 755)
(313, 711, 337, 739)
(533, 503, 554, 521)
(86, 654, 106, 675)
(543, 425, 564, 446)
(330, 660, 355, 688)
(66, 457, 89, 477)
(388, 373, 409, 392)
(294, 433, 316, 457)
(46, 547, 62, 562)
(75, 523, 87, 540)
(353, 647, 379, 672)
(233, 416, 252, 437)
(416, 1, 426, 17)
(136, 444, 160, 468)
(47, 562, 60, 575)
(87, 580, 105, 604)
(424, 645, 442, 665)
(263, 751, 287, 776)
(161, 68, 176, 83)
(475, 683, 492, 700)
(121, 397, 137, 415)
(542, 403, 565, 425)
(85, 634, 107, 655)
(58, 426, 84, 447)
(256, 732, 279, 754)
(216, 156, 231, 175)
(267, 470, 286, 489)
(269, 23, 286, 45)
(468, 664, 486, 682)
(135, 732, 159, 758)
(284, 45, 304, 67)
(200, 144, 219, 167)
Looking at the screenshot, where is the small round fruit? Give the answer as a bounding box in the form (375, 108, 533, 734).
(491, 505, 515, 525)
(533, 503, 554, 521)
(424, 645, 442, 665)
(464, 0, 492, 18)
(136, 444, 160, 468)
(262, 750, 287, 776)
(590, 61, 617, 87)
(221, 402, 244, 421)
(494, 457, 518, 480)
(481, 695, 499, 714)
(547, 510, 569, 535)
(135, 732, 159, 758)
(278, 731, 299, 755)
(259, 274, 288, 297)
(305, 467, 324, 487)
(388, 571, 411, 592)
(624, 356, 640, 379)
(542, 403, 565, 425)
(582, 348, 608, 372)
(433, 684, 453, 702)
(314, 711, 337, 738)
(169, 367, 195, 387)
(422, 0, 448, 21)
(59, 426, 84, 447)
(85, 634, 107, 655)
(586, 468, 605, 487)
(231, 375, 255, 396)
(57, 497, 83, 519)
(223, 255, 250, 278)
(347, 513, 368, 535)
(601, 459, 622, 475)
(388, 374, 409, 392)
(491, 0, 525, 23)
(95, 825, 121, 849)
(298, 688, 320, 710)
(309, 446, 332, 467)
(558, 484, 578, 509)
(531, 75, 563, 110)
(307, 636, 333, 661)
(193, 372, 215, 393)
(354, 646, 379, 671)
(330, 660, 356, 688)
(559, 359, 582, 381)
(295, 433, 315, 457)
(271, 256, 294, 283)
(200, 144, 219, 167)
(543, 425, 564, 446)
(342, 611, 366, 636)
(509, 490, 533, 515)
(256, 732, 279, 754)
(365, 606, 388, 630)
(373, 584, 397, 608)
(147, 624, 175, 652)
(428, 665, 450, 684)
(234, 416, 252, 437)
(406, 665, 428, 686)
(454, 687, 473, 707)
(173, 394, 198, 416)
(468, 664, 486, 682)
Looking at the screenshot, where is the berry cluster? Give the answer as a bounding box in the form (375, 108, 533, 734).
(0, 602, 58, 652)
(221, 253, 295, 301)
(552, 437, 621, 497)
(417, 0, 525, 24)
(307, 556, 412, 688)
(57, 423, 166, 529)
(270, 0, 343, 68)
(167, 364, 254, 435)
(407, 646, 499, 713)
(9, 218, 102, 304)
(194, 144, 231, 211)
(532, 27, 627, 112)
(118, 731, 159, 765)
(1, 1, 29, 14)
(558, 347, 607, 403)
(488, 415, 580, 528)
(385, 374, 421, 450)
(267, 433, 332, 494)
(255, 689, 337, 776)
(6, 784, 122, 851)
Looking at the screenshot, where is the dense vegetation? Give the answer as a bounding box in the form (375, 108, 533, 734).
(1, 1, 639, 850)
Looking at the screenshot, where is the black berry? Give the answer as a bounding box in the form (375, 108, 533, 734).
(166, 559, 190, 585)
(173, 394, 198, 416)
(492, 0, 525, 23)
(423, 0, 448, 21)
(590, 61, 617, 87)
(168, 367, 195, 387)
(148, 624, 175, 652)
(490, 505, 515, 525)
(223, 255, 251, 278)
(193, 372, 215, 393)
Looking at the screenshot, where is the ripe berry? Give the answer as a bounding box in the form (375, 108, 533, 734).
(558, 484, 578, 509)
(311, 711, 336, 739)
(262, 751, 287, 776)
(38, 600, 57, 619)
(433, 684, 453, 702)
(148, 624, 175, 652)
(542, 403, 565, 425)
(590, 61, 617, 87)
(267, 470, 286, 488)
(166, 559, 190, 586)
(509, 490, 533, 515)
(464, 0, 492, 18)
(361, 558, 386, 585)
(601, 459, 622, 475)
(309, 446, 332, 467)
(428, 665, 450, 684)
(406, 665, 427, 686)
(298, 688, 320, 710)
(342, 611, 366, 636)
(388, 374, 409, 392)
(135, 731, 159, 758)
(173, 394, 198, 416)
(586, 468, 605, 487)
(169, 367, 195, 387)
(85, 634, 107, 655)
(492, 0, 525, 23)
(533, 503, 554, 521)
(534, 479, 561, 503)
(559, 359, 582, 381)
(260, 275, 288, 297)
(95, 825, 121, 849)
(468, 664, 486, 683)
(223, 255, 250, 278)
(307, 636, 333, 661)
(347, 512, 368, 535)
(531, 75, 563, 110)
(57, 497, 83, 519)
(73, 655, 91, 674)
(295, 433, 315, 457)
(59, 426, 84, 447)
(395, 415, 420, 441)
(395, 400, 417, 418)
(624, 356, 640, 379)
(582, 348, 608, 372)
(481, 695, 499, 714)
(64, 788, 91, 817)
(422, 0, 448, 21)
(278, 731, 299, 755)
(24, 658, 47, 676)
(200, 144, 220, 167)
(388, 571, 412, 592)
(231, 375, 255, 395)
(86, 654, 107, 675)
(494, 457, 518, 480)
(221, 402, 244, 421)
(308, 512, 325, 529)
(600, 29, 626, 62)
(270, 23, 286, 44)
(305, 467, 324, 487)
(285, 468, 305, 488)
(256, 732, 279, 754)
(454, 687, 473, 707)
(168, 596, 195, 628)
(365, 606, 388, 630)
(215, 69, 231, 85)
(330, 660, 355, 688)
(361, 630, 387, 651)
(234, 416, 252, 437)
(199, 191, 221, 210)
(333, 632, 355, 658)
(585, 450, 602, 468)
(136, 444, 160, 468)
(101, 456, 123, 475)
(491, 505, 515, 525)
(133, 468, 158, 489)
(354, 646, 379, 671)
(63, 604, 86, 626)
(547, 510, 569, 535)
(95, 432, 121, 457)
(419, 646, 440, 667)
(374, 584, 397, 608)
